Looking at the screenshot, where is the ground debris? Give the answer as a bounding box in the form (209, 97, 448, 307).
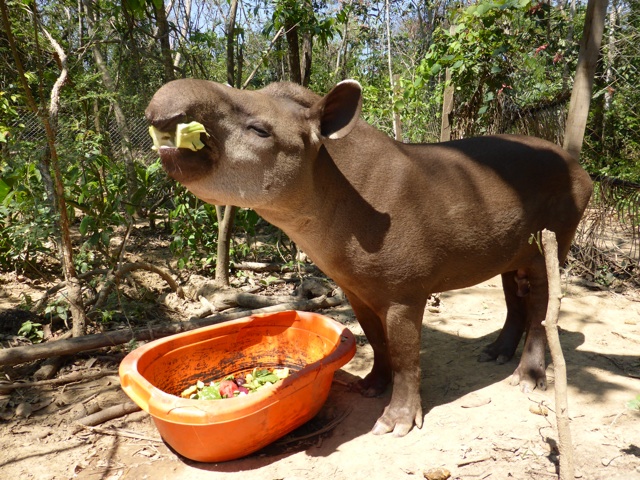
(422, 467, 451, 480)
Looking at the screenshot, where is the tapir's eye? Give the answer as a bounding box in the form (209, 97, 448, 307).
(248, 124, 271, 138)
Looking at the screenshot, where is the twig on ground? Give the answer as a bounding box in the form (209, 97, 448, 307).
(76, 424, 163, 443)
(233, 261, 319, 274)
(457, 455, 495, 467)
(76, 401, 141, 426)
(0, 368, 118, 393)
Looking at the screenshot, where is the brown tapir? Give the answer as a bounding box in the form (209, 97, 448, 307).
(145, 79, 593, 437)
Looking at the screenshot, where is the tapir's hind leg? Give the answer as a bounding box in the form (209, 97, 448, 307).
(479, 270, 528, 364)
(509, 259, 549, 392)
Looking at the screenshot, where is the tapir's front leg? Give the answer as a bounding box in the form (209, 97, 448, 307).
(371, 302, 425, 437)
(345, 292, 393, 396)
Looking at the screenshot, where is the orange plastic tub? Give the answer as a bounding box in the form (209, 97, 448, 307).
(119, 310, 355, 462)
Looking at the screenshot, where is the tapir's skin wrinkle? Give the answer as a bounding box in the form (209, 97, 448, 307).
(145, 79, 593, 437)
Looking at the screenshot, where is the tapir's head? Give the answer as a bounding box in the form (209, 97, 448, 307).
(145, 79, 362, 208)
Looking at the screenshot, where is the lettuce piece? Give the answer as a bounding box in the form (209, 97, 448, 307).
(148, 121, 208, 152)
(176, 121, 208, 151)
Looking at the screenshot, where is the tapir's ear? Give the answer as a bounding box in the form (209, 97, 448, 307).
(309, 80, 362, 140)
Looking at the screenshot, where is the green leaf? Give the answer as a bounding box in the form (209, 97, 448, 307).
(0, 178, 10, 203)
(79, 216, 94, 235)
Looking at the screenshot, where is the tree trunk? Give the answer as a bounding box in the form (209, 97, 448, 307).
(440, 67, 454, 142)
(563, 0, 609, 159)
(385, 0, 402, 141)
(173, 0, 192, 68)
(215, 0, 242, 287)
(154, 0, 175, 82)
(226, 0, 239, 86)
(82, 0, 137, 202)
(602, 0, 619, 145)
(301, 30, 312, 87)
(285, 19, 302, 84)
(440, 24, 456, 142)
(215, 205, 237, 287)
(1, 0, 87, 336)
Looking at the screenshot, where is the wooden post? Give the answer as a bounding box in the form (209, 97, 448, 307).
(541, 229, 575, 480)
(563, 0, 609, 159)
(440, 25, 455, 142)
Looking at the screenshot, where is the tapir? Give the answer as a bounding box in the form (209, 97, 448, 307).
(145, 79, 593, 437)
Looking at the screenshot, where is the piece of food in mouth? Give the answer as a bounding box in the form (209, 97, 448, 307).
(149, 121, 208, 152)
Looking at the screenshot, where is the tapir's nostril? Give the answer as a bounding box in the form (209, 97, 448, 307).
(147, 112, 187, 132)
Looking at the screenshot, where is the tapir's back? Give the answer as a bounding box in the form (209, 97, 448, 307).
(321, 127, 593, 293)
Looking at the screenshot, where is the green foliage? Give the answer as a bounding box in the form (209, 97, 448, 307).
(0, 91, 20, 143)
(627, 394, 640, 411)
(1, 0, 639, 308)
(43, 298, 69, 326)
(169, 189, 220, 270)
(413, 0, 575, 136)
(0, 152, 56, 272)
(17, 319, 44, 344)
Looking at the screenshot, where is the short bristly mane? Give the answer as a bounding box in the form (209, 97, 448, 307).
(260, 82, 321, 108)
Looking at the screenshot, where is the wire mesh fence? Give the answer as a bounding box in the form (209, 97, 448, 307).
(4, 1, 639, 286)
(8, 113, 157, 165)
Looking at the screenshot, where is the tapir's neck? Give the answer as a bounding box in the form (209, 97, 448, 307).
(254, 145, 339, 237)
(254, 137, 396, 279)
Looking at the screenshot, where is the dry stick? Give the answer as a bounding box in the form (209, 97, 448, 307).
(541, 229, 575, 480)
(76, 400, 141, 426)
(233, 261, 319, 274)
(0, 369, 119, 393)
(242, 26, 285, 89)
(0, 294, 345, 367)
(76, 424, 163, 443)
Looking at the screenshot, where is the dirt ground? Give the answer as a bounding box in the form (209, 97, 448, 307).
(1, 272, 639, 480)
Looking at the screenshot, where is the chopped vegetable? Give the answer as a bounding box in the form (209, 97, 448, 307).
(149, 121, 208, 152)
(180, 367, 291, 400)
(176, 121, 208, 150)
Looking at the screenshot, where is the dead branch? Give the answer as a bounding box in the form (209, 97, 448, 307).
(75, 401, 141, 426)
(89, 260, 185, 313)
(35, 261, 183, 314)
(0, 369, 118, 393)
(233, 261, 319, 274)
(541, 229, 575, 480)
(34, 269, 110, 310)
(76, 424, 163, 443)
(200, 290, 309, 313)
(0, 294, 345, 367)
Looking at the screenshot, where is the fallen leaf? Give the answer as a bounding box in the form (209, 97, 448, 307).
(529, 404, 549, 416)
(15, 402, 32, 418)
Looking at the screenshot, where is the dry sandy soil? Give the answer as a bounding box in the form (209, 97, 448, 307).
(1, 274, 639, 480)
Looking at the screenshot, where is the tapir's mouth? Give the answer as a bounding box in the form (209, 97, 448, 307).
(158, 145, 213, 185)
(148, 121, 213, 184)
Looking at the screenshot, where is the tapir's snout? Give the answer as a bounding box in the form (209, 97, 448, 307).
(145, 111, 187, 132)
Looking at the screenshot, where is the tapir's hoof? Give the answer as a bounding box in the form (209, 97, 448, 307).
(478, 351, 512, 365)
(371, 405, 423, 437)
(478, 344, 514, 365)
(351, 373, 391, 398)
(509, 365, 547, 393)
